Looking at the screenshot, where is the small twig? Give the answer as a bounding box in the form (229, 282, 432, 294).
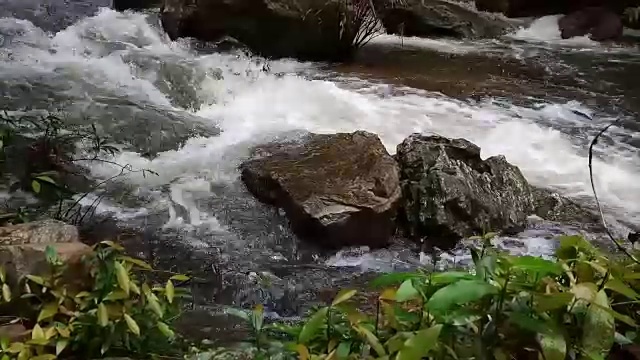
(587, 116, 640, 264)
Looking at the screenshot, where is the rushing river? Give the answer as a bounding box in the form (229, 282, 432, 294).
(1, 0, 639, 336)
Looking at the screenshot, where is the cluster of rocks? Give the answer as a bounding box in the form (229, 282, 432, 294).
(112, 0, 634, 62)
(239, 130, 581, 250)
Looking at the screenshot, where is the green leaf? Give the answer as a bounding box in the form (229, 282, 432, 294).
(251, 304, 264, 332)
(118, 256, 152, 270)
(429, 271, 475, 285)
(354, 324, 386, 357)
(114, 262, 130, 295)
(170, 274, 191, 282)
(396, 324, 442, 360)
(30, 356, 56, 360)
(510, 256, 562, 275)
(31, 324, 45, 341)
(147, 294, 163, 318)
(427, 279, 498, 315)
(157, 321, 175, 340)
(0, 267, 6, 283)
(104, 290, 129, 301)
(370, 272, 422, 288)
(225, 308, 250, 321)
(332, 289, 357, 306)
(2, 284, 11, 302)
(165, 280, 175, 304)
(35, 176, 56, 186)
(538, 332, 567, 360)
(98, 303, 109, 327)
(55, 339, 68, 356)
(395, 279, 420, 303)
(572, 282, 597, 302)
(605, 278, 639, 300)
(581, 290, 615, 357)
(31, 180, 41, 194)
(298, 307, 328, 344)
(124, 313, 141, 336)
(26, 275, 45, 286)
(44, 246, 59, 265)
(336, 341, 351, 359)
(533, 293, 575, 312)
(37, 303, 58, 322)
(593, 304, 637, 327)
(509, 312, 555, 334)
(99, 240, 125, 251)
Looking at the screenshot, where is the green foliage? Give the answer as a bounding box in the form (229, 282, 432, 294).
(0, 241, 190, 359)
(222, 234, 640, 359)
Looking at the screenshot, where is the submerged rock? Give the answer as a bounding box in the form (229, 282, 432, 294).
(0, 220, 90, 284)
(240, 131, 401, 249)
(396, 134, 534, 249)
(160, 0, 361, 61)
(374, 0, 513, 38)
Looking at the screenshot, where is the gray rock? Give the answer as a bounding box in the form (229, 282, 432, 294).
(240, 131, 401, 249)
(531, 187, 603, 231)
(374, 0, 514, 39)
(160, 0, 363, 61)
(396, 134, 534, 249)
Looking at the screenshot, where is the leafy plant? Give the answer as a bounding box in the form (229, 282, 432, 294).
(0, 241, 190, 359)
(224, 233, 640, 359)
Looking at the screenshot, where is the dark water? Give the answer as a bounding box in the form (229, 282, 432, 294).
(1, 0, 640, 340)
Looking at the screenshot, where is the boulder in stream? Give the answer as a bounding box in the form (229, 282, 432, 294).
(240, 131, 401, 249)
(373, 0, 514, 38)
(559, 7, 623, 41)
(160, 0, 363, 61)
(396, 134, 535, 249)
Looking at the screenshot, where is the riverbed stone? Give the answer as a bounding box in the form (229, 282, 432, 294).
(160, 0, 362, 61)
(240, 131, 401, 249)
(396, 134, 535, 249)
(373, 0, 514, 38)
(0, 220, 90, 285)
(559, 7, 623, 41)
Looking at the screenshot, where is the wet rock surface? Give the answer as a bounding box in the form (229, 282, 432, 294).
(160, 0, 361, 60)
(396, 134, 535, 249)
(240, 131, 401, 249)
(374, 0, 514, 38)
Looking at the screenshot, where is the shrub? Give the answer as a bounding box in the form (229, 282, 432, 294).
(0, 241, 190, 359)
(0, 111, 155, 226)
(224, 233, 640, 359)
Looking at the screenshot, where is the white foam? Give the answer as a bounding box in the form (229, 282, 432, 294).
(508, 15, 598, 46)
(2, 9, 639, 234)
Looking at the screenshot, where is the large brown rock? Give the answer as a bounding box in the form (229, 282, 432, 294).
(374, 0, 514, 38)
(0, 220, 90, 284)
(240, 131, 401, 249)
(397, 134, 535, 249)
(160, 0, 363, 61)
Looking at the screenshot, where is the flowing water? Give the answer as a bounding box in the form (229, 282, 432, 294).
(1, 0, 640, 336)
